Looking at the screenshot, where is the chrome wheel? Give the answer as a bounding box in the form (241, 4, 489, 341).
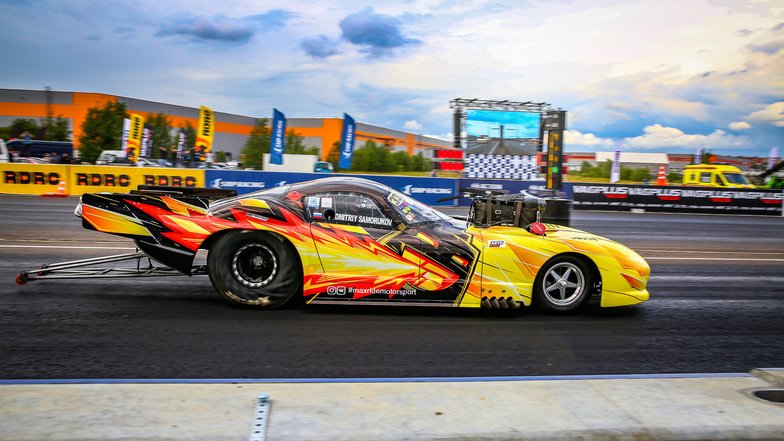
(542, 262, 586, 307)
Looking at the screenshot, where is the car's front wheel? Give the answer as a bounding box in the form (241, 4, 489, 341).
(533, 256, 593, 313)
(207, 231, 301, 308)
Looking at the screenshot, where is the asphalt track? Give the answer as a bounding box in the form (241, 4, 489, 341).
(1, 195, 782, 379)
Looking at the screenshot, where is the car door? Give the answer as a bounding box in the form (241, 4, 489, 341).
(302, 191, 424, 303)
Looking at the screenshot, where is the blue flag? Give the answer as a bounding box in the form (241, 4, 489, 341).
(269, 108, 286, 165)
(339, 113, 356, 170)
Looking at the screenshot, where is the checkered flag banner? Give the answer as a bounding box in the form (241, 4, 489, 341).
(465, 154, 540, 179)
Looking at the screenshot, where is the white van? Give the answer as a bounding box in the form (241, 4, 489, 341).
(0, 139, 9, 162)
(95, 150, 133, 166)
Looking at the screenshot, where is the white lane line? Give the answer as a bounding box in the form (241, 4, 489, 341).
(637, 249, 784, 255)
(1, 245, 782, 262)
(650, 275, 784, 282)
(0, 245, 135, 250)
(644, 256, 784, 262)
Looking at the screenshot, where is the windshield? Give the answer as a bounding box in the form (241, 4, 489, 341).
(385, 189, 450, 225)
(722, 173, 751, 185)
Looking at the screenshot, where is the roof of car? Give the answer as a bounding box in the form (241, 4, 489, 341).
(290, 177, 391, 197)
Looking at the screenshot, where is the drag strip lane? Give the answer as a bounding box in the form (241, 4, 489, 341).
(1, 196, 782, 379)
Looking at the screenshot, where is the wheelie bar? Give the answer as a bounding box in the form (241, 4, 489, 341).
(15, 251, 207, 285)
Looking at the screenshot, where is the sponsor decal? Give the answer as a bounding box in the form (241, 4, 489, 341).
(488, 240, 505, 248)
(470, 183, 504, 190)
(306, 196, 319, 208)
(210, 178, 265, 189)
(246, 212, 269, 222)
(401, 185, 452, 195)
(333, 213, 393, 226)
(327, 286, 416, 297)
(321, 197, 333, 208)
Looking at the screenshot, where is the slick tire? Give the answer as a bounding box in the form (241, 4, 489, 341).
(533, 256, 593, 314)
(207, 230, 301, 308)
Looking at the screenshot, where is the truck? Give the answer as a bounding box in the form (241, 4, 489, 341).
(681, 164, 755, 188)
(262, 153, 333, 173)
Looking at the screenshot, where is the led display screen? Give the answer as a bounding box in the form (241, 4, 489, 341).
(464, 110, 540, 155)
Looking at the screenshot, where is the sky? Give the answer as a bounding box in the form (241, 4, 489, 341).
(0, 0, 782, 157)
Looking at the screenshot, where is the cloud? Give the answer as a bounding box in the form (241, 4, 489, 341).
(339, 8, 420, 57)
(728, 121, 751, 130)
(747, 102, 784, 127)
(747, 40, 784, 54)
(301, 35, 339, 58)
(623, 124, 748, 149)
(403, 120, 423, 131)
(157, 10, 294, 44)
(565, 130, 614, 148)
(247, 9, 296, 29)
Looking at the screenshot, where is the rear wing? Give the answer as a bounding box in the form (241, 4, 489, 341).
(131, 185, 237, 199)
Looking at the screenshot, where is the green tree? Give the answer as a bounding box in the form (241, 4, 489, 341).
(1, 118, 39, 140)
(179, 122, 196, 151)
(410, 153, 430, 172)
(145, 113, 173, 159)
(326, 141, 341, 171)
(284, 130, 319, 155)
(240, 118, 270, 169)
(350, 141, 396, 172)
(41, 116, 71, 141)
(391, 151, 412, 171)
(78, 101, 127, 164)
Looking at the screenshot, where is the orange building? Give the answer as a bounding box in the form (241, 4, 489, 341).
(0, 88, 452, 160)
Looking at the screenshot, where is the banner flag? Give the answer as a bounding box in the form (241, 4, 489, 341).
(610, 147, 621, 183)
(120, 118, 130, 158)
(176, 130, 186, 161)
(269, 108, 286, 165)
(768, 147, 778, 171)
(339, 113, 356, 170)
(196, 105, 214, 162)
(694, 147, 703, 164)
(140, 124, 153, 158)
(127, 113, 144, 162)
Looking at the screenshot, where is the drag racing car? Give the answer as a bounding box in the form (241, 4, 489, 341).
(16, 177, 650, 313)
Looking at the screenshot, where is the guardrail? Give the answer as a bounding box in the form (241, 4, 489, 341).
(2, 163, 781, 215)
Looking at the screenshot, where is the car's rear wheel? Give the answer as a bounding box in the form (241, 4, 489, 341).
(207, 231, 301, 308)
(534, 256, 592, 313)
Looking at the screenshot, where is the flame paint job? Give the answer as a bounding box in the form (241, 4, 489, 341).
(78, 178, 650, 308)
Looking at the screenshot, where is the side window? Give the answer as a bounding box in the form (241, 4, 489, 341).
(303, 192, 394, 229)
(700, 172, 711, 183)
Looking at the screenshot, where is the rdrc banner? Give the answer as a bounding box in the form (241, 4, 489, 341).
(1, 163, 69, 195)
(127, 113, 144, 162)
(205, 170, 459, 206)
(0, 164, 204, 196)
(572, 183, 783, 215)
(196, 105, 214, 162)
(339, 113, 356, 170)
(269, 108, 286, 165)
(455, 178, 565, 207)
